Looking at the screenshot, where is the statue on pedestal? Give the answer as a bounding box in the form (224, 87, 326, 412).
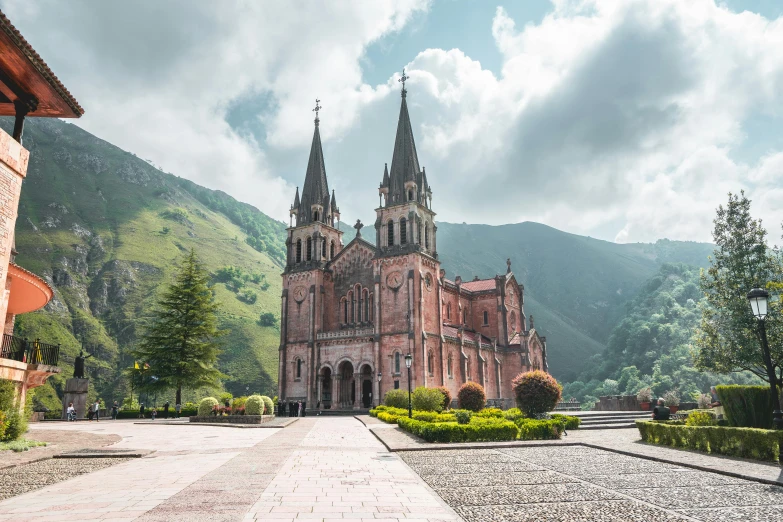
(74, 350, 92, 379)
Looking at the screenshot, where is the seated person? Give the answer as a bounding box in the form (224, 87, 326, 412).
(652, 398, 670, 421)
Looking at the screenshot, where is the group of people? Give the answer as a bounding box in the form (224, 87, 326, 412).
(65, 400, 184, 421)
(138, 401, 182, 419)
(651, 386, 724, 421)
(279, 400, 306, 417)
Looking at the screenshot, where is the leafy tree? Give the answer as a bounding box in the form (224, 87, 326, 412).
(258, 312, 277, 327)
(132, 249, 226, 405)
(694, 192, 783, 389)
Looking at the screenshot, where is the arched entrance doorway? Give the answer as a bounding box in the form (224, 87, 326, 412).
(337, 360, 355, 409)
(359, 364, 373, 408)
(320, 367, 332, 409)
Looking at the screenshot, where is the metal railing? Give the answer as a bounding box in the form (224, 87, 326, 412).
(0, 334, 60, 366)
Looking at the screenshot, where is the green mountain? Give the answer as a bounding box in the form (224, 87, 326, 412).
(5, 117, 286, 410)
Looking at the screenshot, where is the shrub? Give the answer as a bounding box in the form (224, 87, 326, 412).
(515, 418, 564, 440)
(686, 411, 717, 427)
(636, 387, 653, 403)
(412, 387, 445, 412)
(696, 393, 712, 410)
(636, 420, 783, 462)
(232, 397, 247, 410)
(474, 408, 503, 419)
(198, 397, 219, 416)
(413, 411, 457, 423)
(245, 395, 264, 415)
(398, 417, 518, 443)
(503, 408, 524, 422)
(716, 385, 773, 429)
(260, 396, 274, 415)
(458, 382, 486, 412)
(435, 386, 452, 410)
(0, 410, 5, 441)
(663, 389, 680, 407)
(1, 410, 27, 442)
(384, 389, 410, 409)
(550, 413, 581, 430)
(454, 410, 472, 425)
(512, 370, 562, 416)
(218, 392, 233, 406)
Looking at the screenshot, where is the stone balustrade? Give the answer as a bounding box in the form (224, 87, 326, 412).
(316, 327, 374, 341)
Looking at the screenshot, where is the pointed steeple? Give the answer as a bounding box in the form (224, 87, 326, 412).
(298, 100, 331, 225)
(385, 72, 421, 206)
(381, 163, 390, 189)
(293, 186, 300, 208)
(330, 189, 337, 211)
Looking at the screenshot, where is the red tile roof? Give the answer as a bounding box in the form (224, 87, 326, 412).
(442, 324, 492, 345)
(461, 279, 496, 292)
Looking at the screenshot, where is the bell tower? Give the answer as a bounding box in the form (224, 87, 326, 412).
(375, 70, 437, 258)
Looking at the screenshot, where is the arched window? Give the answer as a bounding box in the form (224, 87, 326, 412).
(330, 240, 335, 259)
(313, 210, 319, 222)
(483, 311, 489, 325)
(357, 286, 362, 322)
(387, 219, 394, 246)
(348, 291, 354, 323)
(296, 239, 302, 263)
(394, 352, 400, 374)
(296, 358, 302, 379)
(306, 237, 312, 261)
(447, 303, 451, 320)
(463, 309, 467, 324)
(425, 227, 429, 249)
(369, 293, 373, 321)
(408, 190, 414, 201)
(343, 298, 348, 323)
(363, 290, 370, 322)
(322, 238, 326, 258)
(400, 218, 407, 244)
(427, 351, 433, 375)
(447, 353, 453, 377)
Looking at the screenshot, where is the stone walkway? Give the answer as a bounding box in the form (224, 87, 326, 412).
(1, 418, 782, 521)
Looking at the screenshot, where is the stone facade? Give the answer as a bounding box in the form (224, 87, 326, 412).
(279, 89, 549, 409)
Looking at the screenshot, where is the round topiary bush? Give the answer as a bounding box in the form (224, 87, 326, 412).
(435, 386, 452, 410)
(384, 389, 409, 409)
(411, 386, 444, 412)
(198, 397, 219, 417)
(457, 382, 486, 412)
(512, 370, 562, 416)
(260, 396, 274, 415)
(245, 395, 264, 415)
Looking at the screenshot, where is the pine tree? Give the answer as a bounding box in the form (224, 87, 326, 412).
(694, 192, 783, 387)
(133, 249, 225, 405)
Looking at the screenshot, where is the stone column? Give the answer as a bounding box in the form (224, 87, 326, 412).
(316, 374, 322, 410)
(353, 372, 360, 409)
(333, 375, 341, 409)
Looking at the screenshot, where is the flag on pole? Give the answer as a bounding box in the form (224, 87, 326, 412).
(134, 361, 139, 370)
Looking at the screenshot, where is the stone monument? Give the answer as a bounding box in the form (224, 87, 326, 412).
(62, 377, 89, 419)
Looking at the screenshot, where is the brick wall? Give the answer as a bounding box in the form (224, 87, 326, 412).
(0, 131, 28, 323)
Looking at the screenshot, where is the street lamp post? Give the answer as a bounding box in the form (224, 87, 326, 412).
(405, 353, 413, 418)
(747, 288, 783, 431)
(377, 372, 382, 407)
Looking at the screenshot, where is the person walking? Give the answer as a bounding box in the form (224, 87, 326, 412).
(66, 402, 75, 421)
(175, 402, 182, 419)
(297, 400, 302, 417)
(163, 401, 170, 419)
(139, 402, 145, 419)
(111, 401, 118, 420)
(93, 400, 101, 422)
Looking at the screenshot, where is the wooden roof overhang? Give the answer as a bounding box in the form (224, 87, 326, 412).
(0, 11, 82, 143)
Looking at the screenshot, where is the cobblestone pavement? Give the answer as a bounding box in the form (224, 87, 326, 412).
(399, 446, 783, 522)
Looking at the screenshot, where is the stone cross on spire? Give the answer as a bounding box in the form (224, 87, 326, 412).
(313, 98, 322, 126)
(398, 69, 409, 97)
(507, 258, 512, 274)
(354, 219, 363, 238)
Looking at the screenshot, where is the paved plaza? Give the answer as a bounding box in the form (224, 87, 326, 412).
(0, 417, 781, 521)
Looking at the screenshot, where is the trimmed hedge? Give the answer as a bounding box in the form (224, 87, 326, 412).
(474, 408, 503, 419)
(550, 414, 581, 430)
(636, 420, 783, 462)
(398, 417, 518, 442)
(260, 396, 274, 415)
(716, 385, 773, 429)
(413, 411, 456, 423)
(458, 382, 486, 412)
(515, 418, 564, 440)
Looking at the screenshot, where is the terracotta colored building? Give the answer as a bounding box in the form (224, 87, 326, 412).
(0, 12, 83, 411)
(279, 82, 548, 410)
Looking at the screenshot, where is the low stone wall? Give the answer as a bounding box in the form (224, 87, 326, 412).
(189, 415, 276, 424)
(594, 395, 640, 411)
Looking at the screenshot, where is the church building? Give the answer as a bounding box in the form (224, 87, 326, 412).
(278, 77, 549, 410)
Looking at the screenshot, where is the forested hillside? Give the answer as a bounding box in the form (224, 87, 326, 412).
(4, 117, 286, 411)
(561, 263, 761, 406)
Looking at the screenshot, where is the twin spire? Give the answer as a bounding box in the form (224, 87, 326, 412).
(291, 69, 431, 228)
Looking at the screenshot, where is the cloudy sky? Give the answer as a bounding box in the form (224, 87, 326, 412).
(4, 0, 783, 243)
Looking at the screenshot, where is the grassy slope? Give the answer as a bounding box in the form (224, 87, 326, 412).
(6, 118, 284, 409)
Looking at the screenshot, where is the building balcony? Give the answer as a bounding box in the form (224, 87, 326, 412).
(316, 326, 375, 341)
(7, 263, 54, 315)
(1, 334, 60, 366)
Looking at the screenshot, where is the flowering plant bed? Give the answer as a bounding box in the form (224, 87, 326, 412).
(189, 415, 275, 424)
